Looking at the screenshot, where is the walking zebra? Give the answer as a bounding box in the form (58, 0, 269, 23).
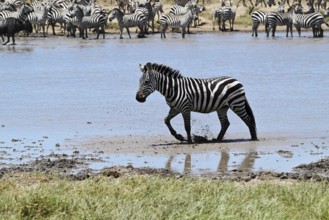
(291, 12, 329, 37)
(136, 62, 258, 144)
(68, 5, 107, 39)
(249, 8, 268, 37)
(159, 9, 196, 38)
(266, 11, 293, 37)
(108, 8, 147, 39)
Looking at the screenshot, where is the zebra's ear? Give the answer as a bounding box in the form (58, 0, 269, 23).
(139, 64, 145, 73)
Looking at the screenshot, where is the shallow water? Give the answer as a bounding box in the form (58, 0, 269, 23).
(1, 32, 329, 175)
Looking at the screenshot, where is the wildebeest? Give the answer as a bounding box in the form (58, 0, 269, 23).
(0, 18, 33, 45)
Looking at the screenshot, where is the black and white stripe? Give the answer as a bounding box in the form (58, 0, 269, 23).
(136, 62, 257, 143)
(108, 8, 148, 39)
(46, 4, 68, 35)
(250, 9, 268, 37)
(291, 12, 329, 37)
(0, 3, 33, 21)
(27, 3, 48, 37)
(159, 9, 196, 38)
(213, 6, 236, 31)
(266, 11, 293, 37)
(67, 5, 107, 39)
(220, 6, 236, 31)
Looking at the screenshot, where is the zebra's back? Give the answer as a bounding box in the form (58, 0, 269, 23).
(251, 10, 267, 24)
(190, 77, 244, 113)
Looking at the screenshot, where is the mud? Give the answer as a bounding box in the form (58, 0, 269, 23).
(1, 151, 329, 182)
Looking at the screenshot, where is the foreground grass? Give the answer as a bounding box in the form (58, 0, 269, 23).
(0, 173, 329, 219)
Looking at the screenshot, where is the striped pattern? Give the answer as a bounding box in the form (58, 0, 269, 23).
(213, 6, 236, 31)
(108, 8, 148, 39)
(266, 12, 292, 37)
(292, 12, 329, 37)
(68, 5, 107, 39)
(250, 10, 267, 37)
(27, 4, 48, 37)
(159, 9, 195, 38)
(136, 62, 257, 143)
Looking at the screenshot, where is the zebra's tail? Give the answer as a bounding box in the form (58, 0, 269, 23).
(245, 99, 258, 140)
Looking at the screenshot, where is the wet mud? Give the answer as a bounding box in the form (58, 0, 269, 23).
(1, 154, 329, 182)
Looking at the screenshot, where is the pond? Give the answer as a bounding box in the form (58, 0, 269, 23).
(1, 32, 329, 176)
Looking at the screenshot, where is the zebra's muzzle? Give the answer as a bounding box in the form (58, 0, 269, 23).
(136, 92, 146, 103)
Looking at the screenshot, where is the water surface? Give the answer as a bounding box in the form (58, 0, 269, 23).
(1, 32, 329, 175)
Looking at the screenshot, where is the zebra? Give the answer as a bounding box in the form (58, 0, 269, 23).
(67, 5, 106, 39)
(169, 1, 195, 33)
(159, 9, 196, 38)
(249, 7, 268, 37)
(213, 6, 236, 31)
(108, 8, 148, 39)
(136, 62, 257, 144)
(266, 11, 293, 37)
(0, 3, 33, 22)
(291, 12, 329, 37)
(46, 4, 69, 35)
(26, 3, 48, 37)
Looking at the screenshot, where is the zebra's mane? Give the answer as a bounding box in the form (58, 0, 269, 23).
(112, 7, 124, 16)
(148, 63, 183, 78)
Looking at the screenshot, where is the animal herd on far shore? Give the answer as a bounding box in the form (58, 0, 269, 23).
(1, 0, 329, 45)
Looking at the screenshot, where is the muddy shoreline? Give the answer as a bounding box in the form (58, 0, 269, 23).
(1, 154, 329, 182)
(1, 134, 329, 182)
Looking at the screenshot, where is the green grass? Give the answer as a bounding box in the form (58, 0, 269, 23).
(1, 172, 329, 219)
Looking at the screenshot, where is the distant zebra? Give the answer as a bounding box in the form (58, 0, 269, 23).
(159, 9, 196, 38)
(68, 5, 107, 39)
(292, 12, 329, 37)
(169, 1, 194, 15)
(46, 5, 69, 35)
(136, 62, 257, 144)
(213, 6, 236, 31)
(108, 8, 148, 39)
(27, 4, 48, 37)
(249, 8, 268, 37)
(266, 11, 293, 37)
(0, 3, 33, 21)
(169, 1, 195, 33)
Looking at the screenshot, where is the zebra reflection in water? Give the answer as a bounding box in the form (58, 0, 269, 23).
(165, 150, 257, 175)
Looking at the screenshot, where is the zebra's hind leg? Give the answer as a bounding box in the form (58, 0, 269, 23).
(164, 108, 186, 143)
(216, 107, 230, 141)
(232, 100, 257, 141)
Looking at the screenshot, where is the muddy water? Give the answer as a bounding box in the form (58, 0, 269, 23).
(1, 33, 329, 175)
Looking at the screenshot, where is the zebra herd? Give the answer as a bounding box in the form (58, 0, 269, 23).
(0, 0, 329, 44)
(250, 1, 329, 37)
(0, 0, 207, 42)
(136, 62, 258, 143)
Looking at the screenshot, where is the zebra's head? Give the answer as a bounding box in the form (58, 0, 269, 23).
(136, 63, 156, 103)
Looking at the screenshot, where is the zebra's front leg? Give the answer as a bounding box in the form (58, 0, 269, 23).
(182, 111, 192, 144)
(164, 108, 186, 142)
(216, 107, 230, 141)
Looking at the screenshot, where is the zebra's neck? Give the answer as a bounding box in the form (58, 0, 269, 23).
(154, 73, 182, 101)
